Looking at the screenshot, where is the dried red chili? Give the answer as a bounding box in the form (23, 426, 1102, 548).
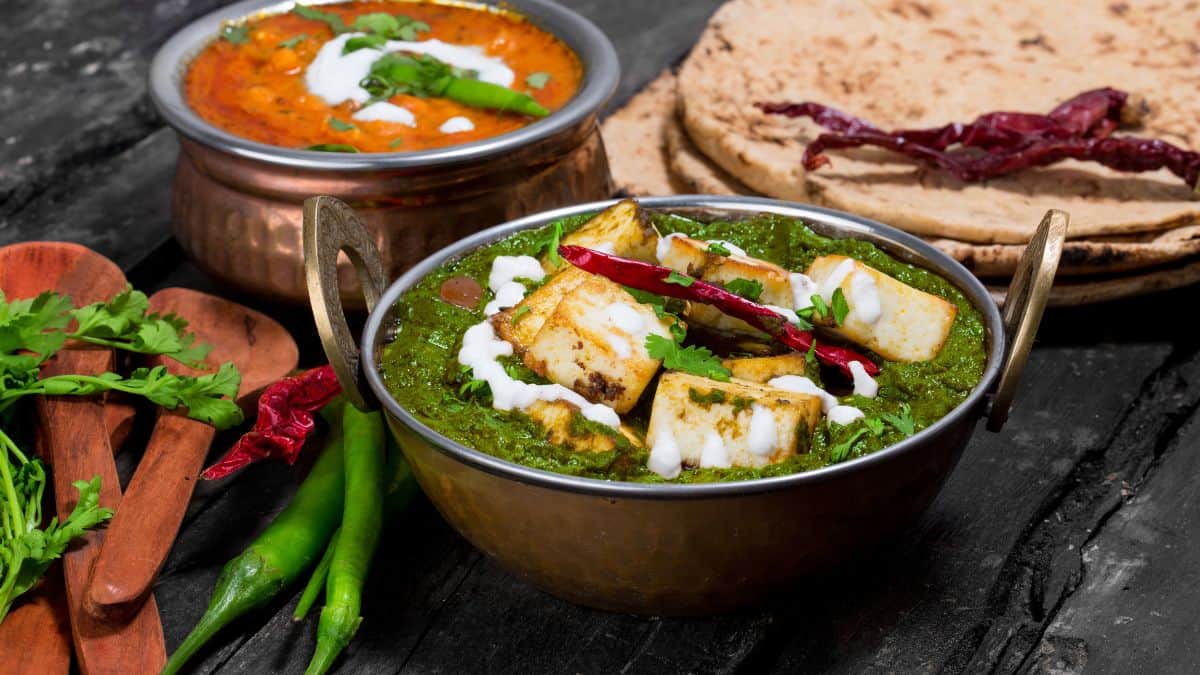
(757, 88, 1199, 190)
(558, 245, 879, 377)
(201, 365, 343, 479)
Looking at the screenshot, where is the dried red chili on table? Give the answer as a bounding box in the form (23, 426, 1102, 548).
(558, 244, 879, 378)
(201, 365, 343, 479)
(757, 88, 1200, 190)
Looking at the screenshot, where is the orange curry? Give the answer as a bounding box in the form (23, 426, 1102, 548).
(185, 2, 582, 152)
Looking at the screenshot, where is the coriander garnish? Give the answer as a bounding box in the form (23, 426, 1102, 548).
(278, 34, 308, 49)
(328, 118, 356, 132)
(305, 143, 359, 153)
(291, 5, 350, 34)
(645, 334, 730, 381)
(220, 25, 249, 44)
(525, 72, 551, 89)
(831, 288, 849, 326)
(705, 241, 731, 256)
(665, 271, 695, 287)
(723, 278, 763, 302)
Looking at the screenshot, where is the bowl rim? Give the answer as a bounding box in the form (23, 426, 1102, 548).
(148, 0, 619, 170)
(361, 195, 1006, 499)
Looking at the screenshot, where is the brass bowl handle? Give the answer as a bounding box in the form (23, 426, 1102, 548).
(303, 196, 387, 411)
(986, 209, 1068, 431)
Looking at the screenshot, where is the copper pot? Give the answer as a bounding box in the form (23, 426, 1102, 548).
(149, 0, 619, 305)
(304, 195, 1066, 615)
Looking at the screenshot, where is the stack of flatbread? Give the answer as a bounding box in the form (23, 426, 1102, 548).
(601, 0, 1200, 305)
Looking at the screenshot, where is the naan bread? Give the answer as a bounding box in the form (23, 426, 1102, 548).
(677, 0, 1200, 244)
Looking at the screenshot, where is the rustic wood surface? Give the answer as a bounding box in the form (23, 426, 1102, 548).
(2, 1, 1197, 673)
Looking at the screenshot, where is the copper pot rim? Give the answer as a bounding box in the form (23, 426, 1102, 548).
(359, 196, 1008, 500)
(148, 0, 619, 171)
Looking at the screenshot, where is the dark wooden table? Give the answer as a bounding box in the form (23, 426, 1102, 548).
(4, 1, 1198, 672)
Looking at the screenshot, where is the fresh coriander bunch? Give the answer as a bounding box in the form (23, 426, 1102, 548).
(0, 285, 247, 624)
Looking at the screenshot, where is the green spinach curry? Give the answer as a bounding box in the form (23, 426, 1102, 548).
(379, 206, 986, 483)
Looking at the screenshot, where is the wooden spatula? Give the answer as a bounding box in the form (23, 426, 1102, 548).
(86, 288, 298, 618)
(0, 241, 167, 675)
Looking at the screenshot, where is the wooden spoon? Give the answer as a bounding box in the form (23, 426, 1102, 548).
(105, 400, 138, 453)
(86, 288, 298, 618)
(0, 241, 167, 675)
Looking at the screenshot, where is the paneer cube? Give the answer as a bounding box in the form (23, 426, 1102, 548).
(526, 400, 644, 453)
(806, 255, 957, 362)
(656, 234, 793, 334)
(523, 275, 674, 413)
(646, 372, 822, 468)
(493, 266, 593, 351)
(546, 198, 660, 271)
(721, 352, 807, 384)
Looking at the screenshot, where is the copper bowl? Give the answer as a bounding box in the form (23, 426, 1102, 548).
(149, 0, 619, 305)
(305, 195, 1066, 615)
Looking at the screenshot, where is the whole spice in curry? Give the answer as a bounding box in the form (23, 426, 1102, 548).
(758, 88, 1200, 190)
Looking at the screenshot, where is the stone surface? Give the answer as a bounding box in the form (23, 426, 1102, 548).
(2, 1, 1199, 673)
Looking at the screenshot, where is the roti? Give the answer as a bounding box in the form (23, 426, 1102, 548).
(990, 256, 1200, 307)
(932, 224, 1200, 277)
(677, 0, 1200, 244)
(599, 70, 685, 196)
(663, 100, 753, 196)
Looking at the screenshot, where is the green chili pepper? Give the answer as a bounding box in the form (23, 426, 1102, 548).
(441, 78, 548, 117)
(360, 53, 549, 117)
(293, 431, 420, 623)
(161, 401, 348, 675)
(304, 405, 387, 675)
(293, 528, 339, 621)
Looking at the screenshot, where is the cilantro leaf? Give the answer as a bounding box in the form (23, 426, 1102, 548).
(881, 403, 916, 436)
(278, 34, 307, 49)
(1, 363, 244, 429)
(0, 290, 72, 364)
(352, 12, 429, 40)
(220, 24, 249, 44)
(343, 33, 389, 53)
(525, 72, 551, 89)
(353, 12, 402, 35)
(863, 416, 885, 436)
(723, 278, 763, 302)
(665, 271, 695, 287)
(829, 428, 870, 463)
(809, 294, 828, 320)
(645, 334, 730, 381)
(706, 241, 731, 256)
(831, 288, 850, 326)
(292, 5, 350, 34)
(0, 430, 112, 624)
(511, 305, 531, 322)
(343, 12, 430, 51)
(668, 319, 687, 343)
(66, 288, 213, 368)
(388, 137, 404, 149)
(536, 220, 566, 267)
(307, 143, 359, 153)
(328, 118, 356, 132)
